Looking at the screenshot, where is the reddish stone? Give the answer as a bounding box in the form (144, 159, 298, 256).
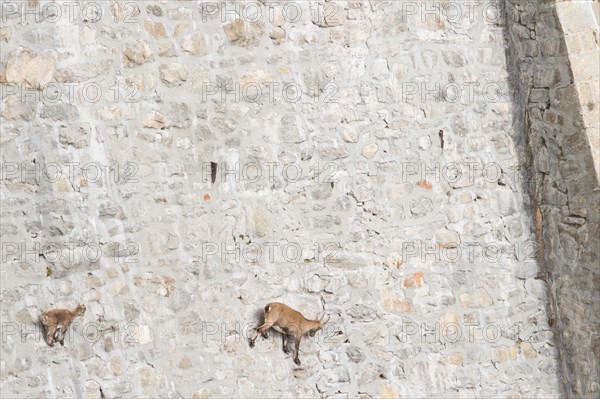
(416, 180, 433, 190)
(403, 272, 424, 288)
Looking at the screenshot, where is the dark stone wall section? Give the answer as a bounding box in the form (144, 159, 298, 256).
(504, 1, 600, 397)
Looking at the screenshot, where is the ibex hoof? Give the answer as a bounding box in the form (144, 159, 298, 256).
(283, 347, 290, 354)
(261, 332, 268, 339)
(249, 339, 255, 348)
(294, 358, 301, 366)
(60, 340, 64, 346)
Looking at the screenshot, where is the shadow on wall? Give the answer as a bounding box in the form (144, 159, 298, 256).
(503, 0, 600, 397)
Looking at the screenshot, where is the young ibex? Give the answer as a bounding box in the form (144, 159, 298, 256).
(41, 304, 86, 347)
(249, 302, 329, 365)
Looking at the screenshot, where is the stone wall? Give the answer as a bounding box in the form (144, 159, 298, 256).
(504, 0, 600, 397)
(0, 0, 594, 398)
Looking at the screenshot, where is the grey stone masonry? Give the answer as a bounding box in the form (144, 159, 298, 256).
(0, 0, 594, 397)
(505, 0, 600, 397)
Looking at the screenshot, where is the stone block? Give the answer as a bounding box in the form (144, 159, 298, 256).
(6, 48, 54, 88)
(159, 63, 188, 86)
(459, 288, 493, 308)
(123, 41, 154, 67)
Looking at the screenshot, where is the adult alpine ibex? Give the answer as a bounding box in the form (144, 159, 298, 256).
(249, 302, 329, 365)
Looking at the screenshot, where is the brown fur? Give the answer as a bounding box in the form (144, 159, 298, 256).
(41, 304, 86, 347)
(249, 302, 328, 365)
